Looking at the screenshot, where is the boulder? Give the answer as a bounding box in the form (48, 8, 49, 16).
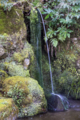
(3, 62, 30, 77)
(2, 76, 47, 117)
(0, 98, 19, 120)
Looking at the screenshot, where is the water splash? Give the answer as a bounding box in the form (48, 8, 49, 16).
(37, 9, 54, 93)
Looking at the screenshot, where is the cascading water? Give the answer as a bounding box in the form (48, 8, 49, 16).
(37, 9, 54, 93)
(37, 8, 69, 111)
(30, 9, 43, 87)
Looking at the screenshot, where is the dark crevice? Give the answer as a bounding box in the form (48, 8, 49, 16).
(23, 10, 31, 43)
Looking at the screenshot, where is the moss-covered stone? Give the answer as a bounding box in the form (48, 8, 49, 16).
(0, 1, 26, 55)
(0, 5, 25, 34)
(3, 62, 30, 77)
(13, 42, 34, 63)
(0, 98, 19, 120)
(2, 76, 29, 94)
(13, 42, 34, 62)
(2, 76, 47, 117)
(0, 70, 8, 87)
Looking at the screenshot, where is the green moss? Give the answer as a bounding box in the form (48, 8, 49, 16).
(3, 76, 29, 94)
(3, 76, 47, 116)
(0, 70, 8, 87)
(0, 98, 19, 119)
(4, 62, 30, 77)
(13, 52, 24, 62)
(0, 5, 25, 34)
(18, 77, 47, 117)
(54, 49, 78, 74)
(13, 42, 34, 63)
(21, 103, 43, 117)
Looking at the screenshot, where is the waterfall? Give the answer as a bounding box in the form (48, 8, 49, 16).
(37, 9, 54, 93)
(37, 8, 69, 111)
(30, 9, 43, 87)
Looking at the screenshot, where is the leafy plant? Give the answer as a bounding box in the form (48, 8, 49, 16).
(0, 0, 13, 11)
(43, 0, 80, 47)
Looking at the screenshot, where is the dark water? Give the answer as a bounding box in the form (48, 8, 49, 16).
(17, 100, 80, 120)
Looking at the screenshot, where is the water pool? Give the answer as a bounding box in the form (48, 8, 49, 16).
(17, 100, 80, 120)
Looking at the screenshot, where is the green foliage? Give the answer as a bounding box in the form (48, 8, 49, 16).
(56, 70, 80, 98)
(30, 8, 38, 23)
(7, 83, 25, 109)
(0, 0, 13, 11)
(53, 48, 80, 99)
(43, 0, 80, 47)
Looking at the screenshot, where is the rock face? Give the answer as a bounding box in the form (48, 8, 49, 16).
(2, 76, 47, 117)
(0, 98, 19, 120)
(0, 42, 34, 78)
(0, 1, 26, 58)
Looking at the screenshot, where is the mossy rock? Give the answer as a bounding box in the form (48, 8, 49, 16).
(3, 62, 30, 77)
(13, 42, 34, 63)
(0, 70, 8, 87)
(3, 76, 29, 93)
(0, 5, 25, 34)
(0, 2, 26, 52)
(0, 98, 19, 120)
(2, 76, 47, 117)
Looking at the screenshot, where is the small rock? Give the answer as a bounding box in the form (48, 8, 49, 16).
(24, 58, 30, 69)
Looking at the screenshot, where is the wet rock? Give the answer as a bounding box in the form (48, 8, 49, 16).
(46, 93, 69, 112)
